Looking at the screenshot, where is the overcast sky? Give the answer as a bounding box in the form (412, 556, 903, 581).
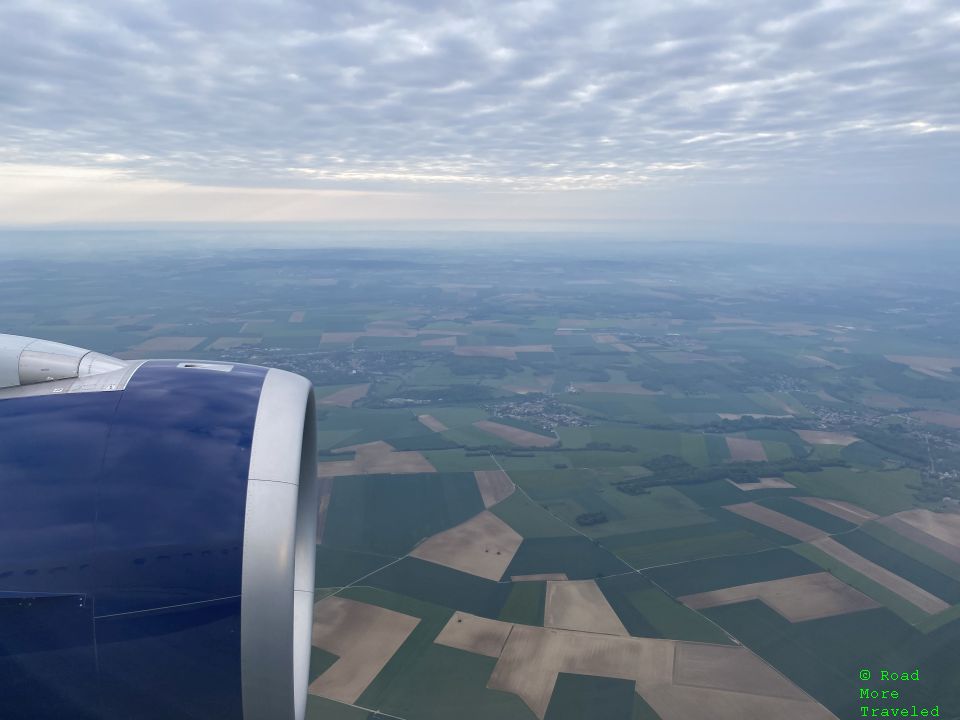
(1, 0, 957, 226)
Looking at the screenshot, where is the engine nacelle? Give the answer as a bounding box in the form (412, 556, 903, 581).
(0, 336, 318, 720)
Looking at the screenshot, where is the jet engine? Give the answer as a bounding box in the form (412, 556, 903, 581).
(0, 335, 318, 720)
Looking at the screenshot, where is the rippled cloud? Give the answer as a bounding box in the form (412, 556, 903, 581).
(0, 0, 957, 221)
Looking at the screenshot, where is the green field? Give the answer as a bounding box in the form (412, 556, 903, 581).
(545, 674, 639, 720)
(314, 545, 395, 588)
(499, 580, 546, 625)
(646, 548, 822, 596)
(323, 472, 484, 555)
(703, 600, 960, 716)
(365, 558, 512, 618)
(785, 467, 921, 516)
(306, 697, 372, 720)
(378, 645, 536, 720)
(505, 536, 633, 580)
(597, 573, 732, 644)
(601, 519, 779, 569)
(490, 491, 579, 538)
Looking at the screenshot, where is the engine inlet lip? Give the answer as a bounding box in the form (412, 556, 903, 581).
(240, 369, 318, 720)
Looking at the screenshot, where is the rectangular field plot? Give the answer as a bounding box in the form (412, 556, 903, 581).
(544, 673, 639, 720)
(499, 581, 546, 626)
(473, 420, 558, 447)
(726, 437, 768, 462)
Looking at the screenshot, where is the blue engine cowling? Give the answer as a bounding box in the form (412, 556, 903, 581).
(0, 348, 318, 720)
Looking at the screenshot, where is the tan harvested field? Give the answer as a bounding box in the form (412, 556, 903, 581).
(208, 336, 259, 350)
(417, 414, 449, 432)
(810, 537, 950, 614)
(725, 437, 768, 462)
(724, 502, 826, 542)
(130, 336, 206, 352)
(446, 619, 839, 720)
(727, 477, 796, 491)
(911, 411, 960, 429)
(573, 382, 659, 395)
(473, 420, 557, 447)
(435, 611, 513, 658)
(794, 497, 877, 525)
(309, 596, 420, 704)
(880, 509, 960, 563)
(320, 332, 364, 344)
(544, 580, 629, 636)
(886, 355, 960, 378)
(512, 573, 569, 581)
(611, 343, 637, 353)
(420, 335, 458, 347)
(315, 476, 334, 543)
(717, 413, 791, 421)
(672, 642, 808, 699)
(879, 517, 960, 564)
(318, 383, 370, 407)
(288, 310, 305, 323)
(410, 510, 522, 581)
(592, 334, 620, 343)
(474, 470, 516, 508)
(795, 430, 859, 446)
(891, 509, 960, 546)
(317, 440, 436, 478)
(680, 572, 880, 622)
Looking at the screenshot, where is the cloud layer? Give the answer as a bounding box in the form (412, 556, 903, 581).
(0, 0, 957, 221)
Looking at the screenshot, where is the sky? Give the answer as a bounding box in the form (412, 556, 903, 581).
(1, 0, 958, 226)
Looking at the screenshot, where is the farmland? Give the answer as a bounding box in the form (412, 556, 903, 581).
(6, 238, 960, 719)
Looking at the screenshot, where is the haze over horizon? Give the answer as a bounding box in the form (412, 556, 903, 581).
(1, 0, 957, 228)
